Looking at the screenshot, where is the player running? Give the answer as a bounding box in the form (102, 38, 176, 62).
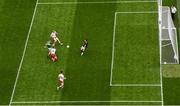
(50, 30, 63, 46)
(80, 39, 88, 56)
(57, 71, 66, 90)
(48, 47, 58, 62)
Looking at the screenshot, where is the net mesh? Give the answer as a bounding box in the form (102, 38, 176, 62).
(161, 6, 179, 64)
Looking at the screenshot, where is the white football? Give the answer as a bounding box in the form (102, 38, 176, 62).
(67, 45, 70, 48)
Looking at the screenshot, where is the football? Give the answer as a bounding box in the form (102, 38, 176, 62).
(66, 45, 70, 48)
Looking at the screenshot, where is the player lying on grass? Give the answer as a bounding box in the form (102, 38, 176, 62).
(80, 39, 88, 56)
(50, 30, 63, 46)
(48, 47, 58, 62)
(57, 71, 66, 90)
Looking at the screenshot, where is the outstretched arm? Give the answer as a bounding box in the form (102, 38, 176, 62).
(56, 37, 63, 45)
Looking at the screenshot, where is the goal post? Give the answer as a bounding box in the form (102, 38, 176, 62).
(161, 6, 179, 64)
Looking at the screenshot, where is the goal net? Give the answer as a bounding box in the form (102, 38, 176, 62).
(161, 6, 179, 64)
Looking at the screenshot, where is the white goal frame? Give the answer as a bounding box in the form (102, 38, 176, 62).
(160, 6, 179, 64)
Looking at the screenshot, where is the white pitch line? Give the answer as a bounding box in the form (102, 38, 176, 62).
(157, 0, 164, 105)
(37, 1, 157, 5)
(111, 84, 161, 87)
(116, 11, 158, 14)
(110, 12, 117, 86)
(12, 100, 162, 104)
(9, 0, 39, 106)
(110, 11, 158, 86)
(9, 1, 161, 105)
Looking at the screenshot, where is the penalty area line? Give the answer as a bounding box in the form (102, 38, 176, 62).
(12, 100, 162, 104)
(110, 11, 158, 86)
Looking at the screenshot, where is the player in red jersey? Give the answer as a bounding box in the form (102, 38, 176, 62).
(48, 47, 57, 62)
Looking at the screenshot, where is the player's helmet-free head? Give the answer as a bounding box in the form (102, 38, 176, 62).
(60, 71, 63, 73)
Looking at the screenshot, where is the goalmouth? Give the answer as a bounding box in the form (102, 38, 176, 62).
(160, 6, 179, 64)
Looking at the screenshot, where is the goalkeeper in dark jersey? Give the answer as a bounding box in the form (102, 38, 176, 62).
(80, 39, 88, 56)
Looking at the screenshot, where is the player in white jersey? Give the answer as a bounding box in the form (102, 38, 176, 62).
(50, 30, 63, 46)
(57, 71, 66, 90)
(48, 47, 57, 62)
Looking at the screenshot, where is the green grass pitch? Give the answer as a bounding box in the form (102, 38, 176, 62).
(112, 13, 160, 84)
(9, 0, 163, 105)
(0, 0, 36, 104)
